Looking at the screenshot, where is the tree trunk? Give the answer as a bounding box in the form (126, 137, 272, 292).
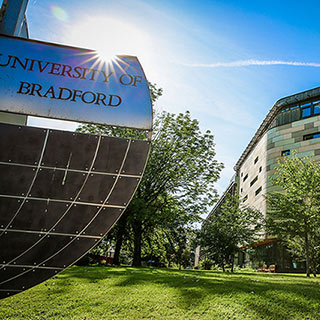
(231, 254, 234, 273)
(305, 232, 311, 277)
(113, 214, 128, 265)
(132, 220, 142, 267)
(113, 232, 123, 266)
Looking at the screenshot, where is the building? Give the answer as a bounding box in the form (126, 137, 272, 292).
(208, 87, 320, 272)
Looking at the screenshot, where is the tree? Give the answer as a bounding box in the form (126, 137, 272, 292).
(78, 84, 223, 267)
(266, 153, 320, 276)
(200, 193, 263, 272)
(126, 111, 223, 266)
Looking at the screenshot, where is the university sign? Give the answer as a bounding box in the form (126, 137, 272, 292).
(0, 34, 153, 130)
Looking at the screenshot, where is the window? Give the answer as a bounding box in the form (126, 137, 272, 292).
(303, 132, 320, 141)
(242, 195, 248, 202)
(281, 150, 290, 156)
(254, 156, 259, 164)
(302, 107, 312, 118)
(314, 103, 320, 115)
(250, 176, 258, 187)
(243, 174, 248, 182)
(241, 172, 243, 177)
(255, 186, 262, 196)
(240, 188, 243, 193)
(259, 166, 262, 173)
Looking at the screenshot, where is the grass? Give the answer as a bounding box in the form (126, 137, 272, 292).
(0, 266, 320, 320)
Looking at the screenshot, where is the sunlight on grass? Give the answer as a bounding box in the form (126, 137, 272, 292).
(0, 267, 319, 319)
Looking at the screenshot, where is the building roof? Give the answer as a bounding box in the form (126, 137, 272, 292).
(234, 86, 320, 171)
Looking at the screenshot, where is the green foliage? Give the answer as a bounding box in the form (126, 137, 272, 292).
(266, 153, 320, 276)
(77, 82, 223, 266)
(200, 193, 263, 271)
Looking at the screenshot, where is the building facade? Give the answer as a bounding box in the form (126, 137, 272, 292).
(208, 87, 320, 272)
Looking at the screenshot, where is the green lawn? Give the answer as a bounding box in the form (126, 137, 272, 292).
(1, 266, 320, 320)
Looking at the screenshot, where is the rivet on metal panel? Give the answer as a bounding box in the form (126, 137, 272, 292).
(66, 204, 68, 207)
(13, 262, 16, 264)
(9, 225, 12, 228)
(33, 270, 35, 272)
(33, 169, 35, 171)
(2, 261, 5, 263)
(23, 268, 25, 271)
(26, 200, 28, 203)
(83, 232, 86, 234)
(22, 286, 25, 289)
(4, 232, 7, 234)
(28, 194, 31, 197)
(8, 159, 11, 162)
(90, 174, 93, 177)
(124, 203, 126, 205)
(53, 229, 55, 231)
(70, 236, 72, 239)
(34, 262, 36, 265)
(70, 197, 73, 200)
(113, 176, 116, 179)
(35, 162, 37, 164)
(1, 225, 3, 227)
(22, 193, 24, 195)
(74, 204, 77, 207)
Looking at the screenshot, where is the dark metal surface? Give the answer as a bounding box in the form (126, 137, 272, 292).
(0, 122, 150, 299)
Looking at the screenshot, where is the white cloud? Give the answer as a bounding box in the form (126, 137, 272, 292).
(185, 59, 320, 68)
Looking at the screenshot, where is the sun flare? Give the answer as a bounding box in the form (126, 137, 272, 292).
(66, 16, 150, 63)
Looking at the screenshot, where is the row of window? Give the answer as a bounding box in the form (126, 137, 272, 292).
(281, 132, 320, 157)
(276, 100, 320, 126)
(242, 186, 262, 202)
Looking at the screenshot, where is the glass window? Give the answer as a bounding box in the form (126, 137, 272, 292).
(254, 156, 259, 164)
(304, 132, 320, 140)
(314, 104, 320, 115)
(255, 187, 262, 196)
(243, 174, 248, 182)
(281, 150, 290, 156)
(301, 102, 311, 108)
(302, 107, 311, 118)
(250, 176, 258, 187)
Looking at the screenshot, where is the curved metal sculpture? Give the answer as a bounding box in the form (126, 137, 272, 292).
(0, 123, 150, 298)
(0, 3, 153, 298)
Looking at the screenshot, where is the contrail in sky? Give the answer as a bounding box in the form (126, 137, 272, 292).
(186, 59, 320, 68)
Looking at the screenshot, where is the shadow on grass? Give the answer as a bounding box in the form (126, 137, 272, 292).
(56, 266, 320, 319)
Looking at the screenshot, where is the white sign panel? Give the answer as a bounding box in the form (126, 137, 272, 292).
(0, 35, 152, 130)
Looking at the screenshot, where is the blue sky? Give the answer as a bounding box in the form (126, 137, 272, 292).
(22, 0, 320, 195)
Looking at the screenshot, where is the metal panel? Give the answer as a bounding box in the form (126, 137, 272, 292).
(42, 131, 98, 170)
(93, 136, 129, 173)
(0, 122, 150, 299)
(30, 168, 87, 201)
(107, 176, 140, 206)
(0, 165, 35, 196)
(77, 174, 115, 203)
(84, 207, 122, 237)
(10, 201, 67, 231)
(122, 140, 150, 175)
(0, 124, 45, 164)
